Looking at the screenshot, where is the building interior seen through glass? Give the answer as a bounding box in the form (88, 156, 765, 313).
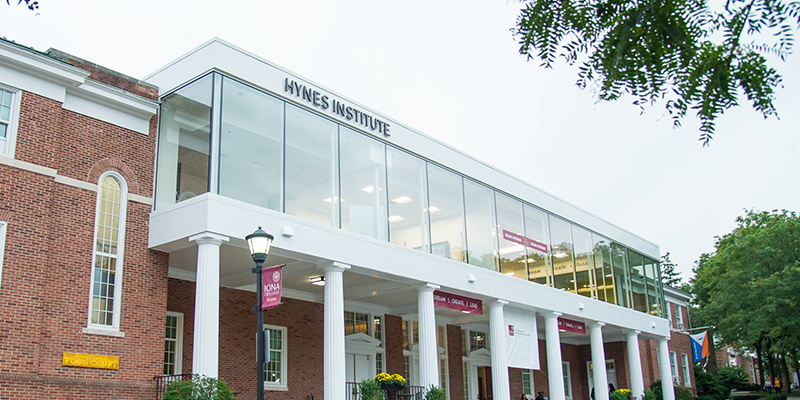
(154, 72, 665, 316)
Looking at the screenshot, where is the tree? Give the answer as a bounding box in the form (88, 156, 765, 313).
(5, 0, 38, 11)
(512, 0, 800, 145)
(691, 209, 800, 385)
(660, 252, 683, 287)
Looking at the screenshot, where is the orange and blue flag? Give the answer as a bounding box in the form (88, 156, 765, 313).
(690, 331, 710, 363)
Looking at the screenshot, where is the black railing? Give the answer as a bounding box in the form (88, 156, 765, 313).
(154, 374, 192, 399)
(346, 382, 425, 400)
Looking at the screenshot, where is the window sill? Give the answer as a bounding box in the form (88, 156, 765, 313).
(264, 385, 289, 392)
(83, 327, 126, 337)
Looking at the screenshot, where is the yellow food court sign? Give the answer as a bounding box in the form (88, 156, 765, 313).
(62, 352, 119, 370)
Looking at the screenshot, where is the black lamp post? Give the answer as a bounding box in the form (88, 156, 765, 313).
(246, 227, 274, 400)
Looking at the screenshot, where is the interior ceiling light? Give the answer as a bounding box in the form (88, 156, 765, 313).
(554, 252, 569, 258)
(388, 215, 404, 222)
(311, 276, 325, 286)
(361, 185, 384, 194)
(323, 197, 344, 203)
(427, 206, 441, 213)
(391, 196, 413, 204)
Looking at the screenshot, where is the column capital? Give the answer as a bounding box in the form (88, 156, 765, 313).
(417, 283, 440, 293)
(543, 311, 562, 320)
(489, 299, 508, 308)
(189, 231, 230, 246)
(658, 335, 671, 343)
(627, 330, 642, 337)
(320, 261, 351, 273)
(590, 321, 606, 329)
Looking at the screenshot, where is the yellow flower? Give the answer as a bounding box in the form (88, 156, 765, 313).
(391, 374, 406, 385)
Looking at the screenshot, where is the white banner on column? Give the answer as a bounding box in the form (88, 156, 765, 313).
(505, 308, 540, 369)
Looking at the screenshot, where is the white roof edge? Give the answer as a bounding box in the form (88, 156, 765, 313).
(0, 40, 89, 86)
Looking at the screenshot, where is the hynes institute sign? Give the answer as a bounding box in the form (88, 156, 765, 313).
(284, 78, 392, 137)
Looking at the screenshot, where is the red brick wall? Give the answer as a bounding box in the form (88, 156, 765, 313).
(447, 324, 464, 400)
(0, 80, 165, 399)
(385, 314, 405, 377)
(669, 332, 696, 395)
(168, 280, 327, 400)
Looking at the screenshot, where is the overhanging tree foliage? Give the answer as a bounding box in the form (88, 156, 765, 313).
(512, 0, 800, 145)
(660, 252, 683, 287)
(5, 0, 38, 11)
(691, 209, 800, 384)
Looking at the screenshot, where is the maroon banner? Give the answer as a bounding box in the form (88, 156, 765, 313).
(502, 230, 548, 253)
(433, 291, 483, 314)
(261, 265, 283, 309)
(558, 318, 586, 334)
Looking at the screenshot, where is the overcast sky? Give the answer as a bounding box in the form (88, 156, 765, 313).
(5, 0, 799, 282)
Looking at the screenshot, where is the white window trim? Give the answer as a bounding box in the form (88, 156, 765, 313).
(670, 351, 680, 385)
(563, 361, 572, 400)
(264, 324, 288, 390)
(522, 368, 535, 396)
(85, 171, 127, 333)
(0, 221, 6, 291)
(166, 311, 184, 375)
(0, 84, 21, 158)
(681, 353, 692, 387)
(676, 306, 685, 330)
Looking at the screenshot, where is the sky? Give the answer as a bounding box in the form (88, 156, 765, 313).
(4, 0, 799, 282)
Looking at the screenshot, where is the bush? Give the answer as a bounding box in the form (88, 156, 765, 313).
(759, 395, 787, 400)
(424, 385, 446, 400)
(695, 365, 730, 400)
(649, 380, 703, 400)
(163, 374, 236, 400)
(359, 379, 385, 400)
(643, 389, 657, 400)
(610, 389, 631, 400)
(719, 367, 749, 393)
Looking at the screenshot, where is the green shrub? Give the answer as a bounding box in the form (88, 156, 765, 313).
(610, 389, 631, 400)
(163, 374, 236, 400)
(643, 389, 657, 400)
(719, 367, 749, 393)
(759, 395, 787, 400)
(424, 385, 446, 400)
(694, 365, 730, 400)
(731, 395, 763, 400)
(359, 378, 385, 400)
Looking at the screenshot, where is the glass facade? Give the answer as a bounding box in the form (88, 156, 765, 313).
(154, 72, 665, 316)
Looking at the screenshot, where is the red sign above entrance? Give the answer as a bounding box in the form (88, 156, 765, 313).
(558, 318, 586, 334)
(433, 291, 483, 314)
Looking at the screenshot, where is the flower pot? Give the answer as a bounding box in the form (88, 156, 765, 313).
(381, 384, 404, 392)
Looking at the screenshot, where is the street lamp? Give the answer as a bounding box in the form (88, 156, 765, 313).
(246, 227, 274, 400)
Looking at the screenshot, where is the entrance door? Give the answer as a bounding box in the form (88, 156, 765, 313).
(346, 354, 372, 383)
(587, 360, 618, 397)
(477, 367, 493, 400)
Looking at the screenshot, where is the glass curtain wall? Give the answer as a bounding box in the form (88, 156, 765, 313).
(155, 74, 214, 209)
(427, 164, 465, 261)
(549, 216, 576, 293)
(496, 193, 527, 278)
(339, 127, 388, 240)
(284, 104, 339, 227)
(155, 72, 669, 316)
(387, 147, 428, 251)
(572, 226, 594, 298)
(644, 257, 663, 316)
(463, 179, 497, 271)
(218, 77, 284, 211)
(523, 205, 550, 286)
(592, 235, 614, 303)
(611, 243, 632, 308)
(628, 250, 649, 313)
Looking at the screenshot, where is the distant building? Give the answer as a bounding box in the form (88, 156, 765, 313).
(1, 37, 693, 400)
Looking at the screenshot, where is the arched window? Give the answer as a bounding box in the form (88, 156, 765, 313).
(87, 172, 127, 332)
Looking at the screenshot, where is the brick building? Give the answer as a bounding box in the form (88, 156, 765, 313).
(0, 38, 693, 400)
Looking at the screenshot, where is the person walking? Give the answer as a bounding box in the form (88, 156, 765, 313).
(765, 378, 773, 394)
(775, 378, 782, 394)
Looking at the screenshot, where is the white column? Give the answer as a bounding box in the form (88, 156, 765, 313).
(589, 322, 609, 400)
(418, 283, 440, 389)
(324, 262, 350, 400)
(658, 336, 676, 400)
(489, 300, 510, 400)
(189, 232, 229, 378)
(626, 331, 645, 400)
(544, 312, 565, 400)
